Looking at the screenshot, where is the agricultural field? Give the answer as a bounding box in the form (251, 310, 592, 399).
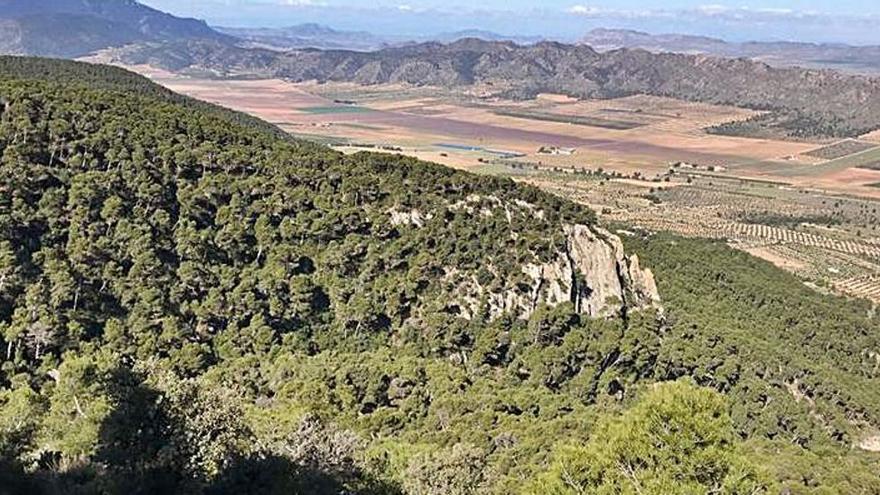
(803, 139, 878, 160)
(151, 72, 877, 196)
(517, 167, 880, 304)
(129, 67, 880, 304)
(299, 105, 372, 114)
(133, 69, 807, 167)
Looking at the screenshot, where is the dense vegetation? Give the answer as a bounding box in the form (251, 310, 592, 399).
(1, 58, 879, 494)
(0, 57, 290, 139)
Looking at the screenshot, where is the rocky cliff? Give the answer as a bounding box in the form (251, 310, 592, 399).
(391, 194, 661, 321)
(461, 223, 660, 320)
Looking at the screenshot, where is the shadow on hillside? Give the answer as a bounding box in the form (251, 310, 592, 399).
(0, 454, 380, 495)
(0, 367, 401, 495)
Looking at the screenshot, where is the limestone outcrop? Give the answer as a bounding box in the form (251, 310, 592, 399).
(453, 223, 661, 320)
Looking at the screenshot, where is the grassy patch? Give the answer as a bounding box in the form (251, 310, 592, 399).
(299, 105, 372, 114)
(335, 122, 384, 131)
(818, 146, 880, 169)
(494, 110, 647, 130)
(776, 146, 880, 178)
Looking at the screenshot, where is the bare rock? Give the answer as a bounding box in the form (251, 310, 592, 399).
(453, 222, 661, 320)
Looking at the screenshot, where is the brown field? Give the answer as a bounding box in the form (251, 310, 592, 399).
(861, 128, 880, 143)
(134, 70, 832, 173)
(147, 71, 880, 196)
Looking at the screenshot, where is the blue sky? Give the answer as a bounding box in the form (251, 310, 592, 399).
(142, 1, 880, 44)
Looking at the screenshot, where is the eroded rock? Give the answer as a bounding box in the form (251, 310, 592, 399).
(453, 223, 661, 320)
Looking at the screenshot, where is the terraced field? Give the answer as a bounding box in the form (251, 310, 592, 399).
(836, 275, 880, 302)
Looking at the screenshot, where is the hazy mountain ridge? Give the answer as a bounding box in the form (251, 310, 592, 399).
(581, 28, 880, 74)
(217, 23, 545, 52)
(0, 0, 227, 57)
(217, 23, 390, 52)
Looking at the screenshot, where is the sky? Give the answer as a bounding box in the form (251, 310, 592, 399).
(141, 0, 880, 44)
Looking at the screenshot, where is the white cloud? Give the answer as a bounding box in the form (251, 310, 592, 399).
(567, 5, 602, 16)
(279, 0, 326, 6)
(563, 3, 827, 23)
(695, 4, 731, 16)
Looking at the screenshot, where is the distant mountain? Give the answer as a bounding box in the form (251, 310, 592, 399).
(581, 28, 880, 74)
(217, 23, 389, 52)
(109, 37, 880, 139)
(431, 29, 545, 45)
(0, 0, 228, 57)
(581, 28, 732, 54)
(217, 24, 544, 52)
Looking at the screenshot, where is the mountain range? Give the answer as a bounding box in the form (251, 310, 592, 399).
(0, 1, 544, 57)
(4, 0, 880, 78)
(3, 1, 880, 140)
(106, 37, 880, 139)
(581, 28, 880, 74)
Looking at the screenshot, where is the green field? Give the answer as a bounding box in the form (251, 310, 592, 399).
(494, 109, 647, 130)
(819, 146, 880, 169)
(299, 105, 372, 114)
(335, 122, 384, 130)
(777, 146, 880, 177)
(286, 132, 351, 145)
(803, 139, 878, 160)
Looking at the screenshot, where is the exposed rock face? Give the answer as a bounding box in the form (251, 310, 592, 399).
(387, 194, 659, 322)
(388, 208, 431, 228)
(859, 435, 880, 452)
(455, 223, 661, 320)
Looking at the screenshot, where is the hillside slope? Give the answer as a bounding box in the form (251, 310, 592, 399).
(0, 0, 227, 57)
(0, 58, 878, 494)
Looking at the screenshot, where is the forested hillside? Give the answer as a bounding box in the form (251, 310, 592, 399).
(0, 57, 879, 494)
